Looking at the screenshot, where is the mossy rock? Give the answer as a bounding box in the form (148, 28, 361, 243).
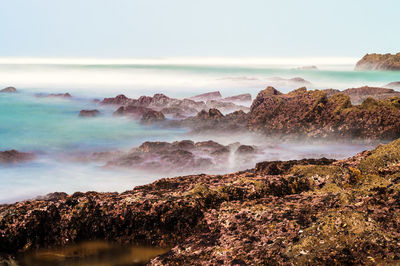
(286, 210, 398, 264)
(358, 139, 400, 174)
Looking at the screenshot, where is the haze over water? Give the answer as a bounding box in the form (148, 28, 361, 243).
(0, 57, 396, 203)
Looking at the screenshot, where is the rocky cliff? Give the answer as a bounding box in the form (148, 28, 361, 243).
(355, 53, 400, 71)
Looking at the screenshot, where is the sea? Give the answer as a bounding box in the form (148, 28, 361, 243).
(1, 57, 398, 203)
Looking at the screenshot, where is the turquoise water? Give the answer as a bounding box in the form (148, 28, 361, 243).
(0, 60, 398, 203)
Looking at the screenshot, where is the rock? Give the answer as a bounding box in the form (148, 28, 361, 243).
(140, 110, 166, 124)
(292, 65, 318, 70)
(248, 86, 400, 140)
(383, 81, 400, 89)
(205, 100, 250, 113)
(79, 109, 100, 117)
(266, 77, 312, 88)
(0, 150, 35, 164)
(222, 93, 252, 103)
(3, 139, 400, 265)
(188, 91, 222, 102)
(0, 87, 17, 93)
(113, 105, 153, 119)
(101, 94, 133, 105)
(355, 53, 400, 71)
(35, 93, 72, 98)
(235, 145, 256, 155)
(342, 86, 400, 104)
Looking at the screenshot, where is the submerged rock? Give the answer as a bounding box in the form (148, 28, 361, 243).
(0, 87, 17, 93)
(2, 139, 400, 264)
(79, 109, 100, 117)
(35, 93, 72, 98)
(0, 150, 35, 164)
(355, 53, 400, 71)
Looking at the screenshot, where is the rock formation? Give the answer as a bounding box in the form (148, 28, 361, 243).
(79, 109, 100, 117)
(85, 140, 257, 173)
(0, 87, 17, 93)
(2, 138, 400, 264)
(355, 53, 400, 71)
(248, 86, 400, 140)
(0, 150, 34, 164)
(35, 93, 72, 98)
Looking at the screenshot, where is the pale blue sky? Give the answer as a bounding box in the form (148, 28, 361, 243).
(0, 0, 398, 58)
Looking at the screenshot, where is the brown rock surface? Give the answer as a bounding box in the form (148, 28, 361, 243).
(0, 87, 17, 93)
(2, 139, 400, 264)
(248, 86, 400, 140)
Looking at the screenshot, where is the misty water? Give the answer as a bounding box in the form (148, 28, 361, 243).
(0, 58, 397, 203)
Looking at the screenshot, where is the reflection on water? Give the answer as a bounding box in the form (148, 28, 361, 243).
(17, 241, 169, 266)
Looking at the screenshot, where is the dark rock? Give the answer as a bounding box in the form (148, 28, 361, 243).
(235, 145, 256, 155)
(248, 86, 400, 140)
(113, 105, 153, 119)
(0, 87, 17, 93)
(79, 109, 100, 117)
(101, 94, 133, 105)
(3, 140, 400, 264)
(140, 110, 166, 124)
(355, 53, 400, 70)
(0, 150, 35, 164)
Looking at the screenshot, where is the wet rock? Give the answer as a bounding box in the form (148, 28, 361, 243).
(101, 94, 133, 105)
(0, 150, 35, 164)
(79, 109, 100, 117)
(248, 86, 400, 140)
(140, 110, 166, 124)
(0, 87, 17, 93)
(235, 145, 256, 155)
(2, 139, 400, 264)
(355, 53, 400, 71)
(113, 105, 153, 119)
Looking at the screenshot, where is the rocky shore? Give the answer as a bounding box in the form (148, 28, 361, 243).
(1, 138, 400, 264)
(355, 53, 400, 71)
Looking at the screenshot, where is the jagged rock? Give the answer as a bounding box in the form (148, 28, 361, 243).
(248, 86, 400, 140)
(101, 94, 133, 105)
(79, 109, 100, 117)
(113, 105, 153, 119)
(235, 145, 256, 155)
(140, 110, 166, 124)
(0, 150, 35, 164)
(0, 87, 17, 93)
(355, 53, 400, 70)
(2, 139, 400, 264)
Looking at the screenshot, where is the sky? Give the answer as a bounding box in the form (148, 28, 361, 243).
(0, 0, 399, 58)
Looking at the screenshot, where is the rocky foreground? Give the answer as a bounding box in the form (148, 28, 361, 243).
(1, 138, 400, 264)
